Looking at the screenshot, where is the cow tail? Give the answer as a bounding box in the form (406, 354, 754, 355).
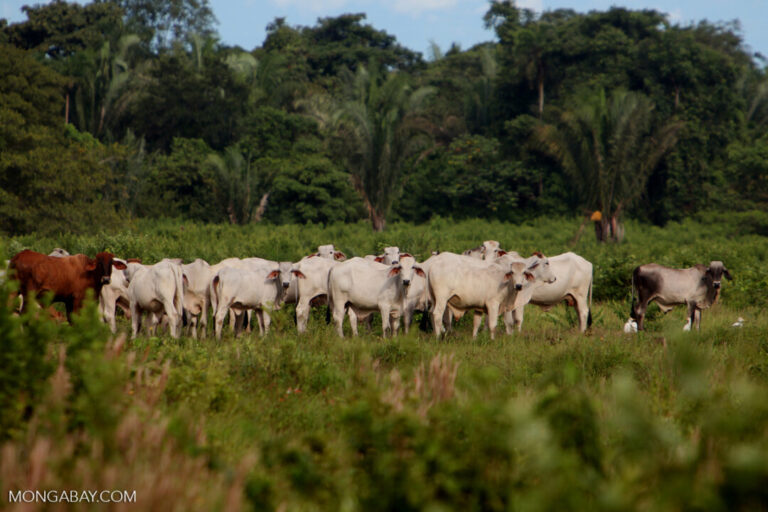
(174, 266, 184, 318)
(211, 275, 220, 316)
(587, 273, 593, 328)
(629, 270, 637, 320)
(326, 269, 334, 325)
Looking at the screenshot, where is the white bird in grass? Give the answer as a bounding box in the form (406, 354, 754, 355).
(732, 317, 745, 328)
(623, 318, 638, 333)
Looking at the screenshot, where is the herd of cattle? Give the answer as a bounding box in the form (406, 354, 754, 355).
(4, 241, 732, 339)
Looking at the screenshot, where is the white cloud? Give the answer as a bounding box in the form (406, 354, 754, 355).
(391, 0, 458, 15)
(268, 0, 353, 11)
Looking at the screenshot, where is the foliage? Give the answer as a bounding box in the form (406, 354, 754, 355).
(0, 45, 122, 235)
(328, 64, 435, 231)
(0, 1, 765, 233)
(396, 135, 540, 222)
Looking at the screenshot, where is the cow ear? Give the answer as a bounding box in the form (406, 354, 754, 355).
(291, 270, 306, 279)
(267, 270, 280, 280)
(112, 260, 127, 270)
(531, 251, 544, 258)
(527, 260, 539, 270)
(84, 260, 98, 271)
(126, 258, 142, 263)
(503, 271, 513, 281)
(388, 266, 402, 277)
(724, 269, 733, 280)
(401, 253, 413, 259)
(495, 249, 507, 257)
(374, 256, 385, 263)
(334, 251, 346, 261)
(524, 271, 535, 282)
(414, 266, 426, 278)
(308, 253, 318, 258)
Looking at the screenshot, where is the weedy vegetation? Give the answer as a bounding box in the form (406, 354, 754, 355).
(2, 215, 768, 511)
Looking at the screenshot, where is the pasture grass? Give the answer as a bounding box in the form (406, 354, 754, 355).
(2, 216, 768, 510)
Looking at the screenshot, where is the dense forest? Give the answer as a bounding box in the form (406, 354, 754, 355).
(1, 0, 767, 235)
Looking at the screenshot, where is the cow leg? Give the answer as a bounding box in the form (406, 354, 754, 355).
(163, 299, 180, 339)
(131, 303, 142, 339)
(487, 304, 500, 340)
(348, 309, 360, 336)
(256, 309, 265, 336)
(507, 308, 524, 334)
(404, 304, 414, 334)
(246, 310, 254, 334)
(296, 298, 311, 334)
(233, 311, 246, 338)
(261, 310, 271, 336)
(432, 301, 447, 338)
(214, 304, 228, 340)
(64, 298, 75, 324)
(380, 305, 393, 337)
(472, 311, 484, 338)
(634, 296, 650, 331)
(574, 298, 590, 333)
(200, 296, 209, 338)
(332, 302, 346, 337)
(694, 309, 702, 330)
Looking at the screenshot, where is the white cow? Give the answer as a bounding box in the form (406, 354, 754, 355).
(463, 240, 513, 260)
(328, 256, 424, 337)
(127, 261, 185, 339)
(211, 265, 289, 339)
(99, 257, 131, 333)
(49, 248, 70, 257)
(427, 253, 548, 339)
(402, 253, 441, 334)
(290, 256, 340, 334)
(315, 244, 346, 261)
(180, 258, 216, 338)
(502, 252, 592, 333)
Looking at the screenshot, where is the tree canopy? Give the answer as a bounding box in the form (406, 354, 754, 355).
(0, 1, 765, 234)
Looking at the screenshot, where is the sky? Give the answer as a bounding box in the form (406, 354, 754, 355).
(2, 0, 767, 60)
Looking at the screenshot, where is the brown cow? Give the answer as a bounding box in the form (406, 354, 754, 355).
(9, 250, 126, 322)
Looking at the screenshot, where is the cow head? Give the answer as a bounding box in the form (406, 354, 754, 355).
(382, 246, 401, 265)
(317, 244, 346, 260)
(48, 248, 70, 258)
(503, 261, 528, 291)
(89, 252, 123, 286)
(706, 261, 732, 290)
(526, 253, 556, 284)
(277, 262, 294, 289)
(387, 255, 425, 288)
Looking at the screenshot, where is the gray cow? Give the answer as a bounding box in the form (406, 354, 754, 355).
(630, 261, 732, 331)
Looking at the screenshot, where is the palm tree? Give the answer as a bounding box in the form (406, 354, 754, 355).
(329, 64, 435, 231)
(68, 34, 143, 138)
(206, 147, 269, 224)
(533, 88, 683, 241)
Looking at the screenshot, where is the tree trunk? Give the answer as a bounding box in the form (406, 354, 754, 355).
(252, 192, 269, 222)
(371, 210, 386, 232)
(65, 93, 70, 124)
(537, 71, 544, 118)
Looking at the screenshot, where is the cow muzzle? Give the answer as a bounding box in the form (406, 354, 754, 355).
(282, 282, 290, 289)
(402, 279, 410, 287)
(515, 284, 523, 290)
(713, 282, 721, 289)
(101, 276, 111, 285)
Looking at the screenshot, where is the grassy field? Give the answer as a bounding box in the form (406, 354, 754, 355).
(2, 215, 768, 511)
